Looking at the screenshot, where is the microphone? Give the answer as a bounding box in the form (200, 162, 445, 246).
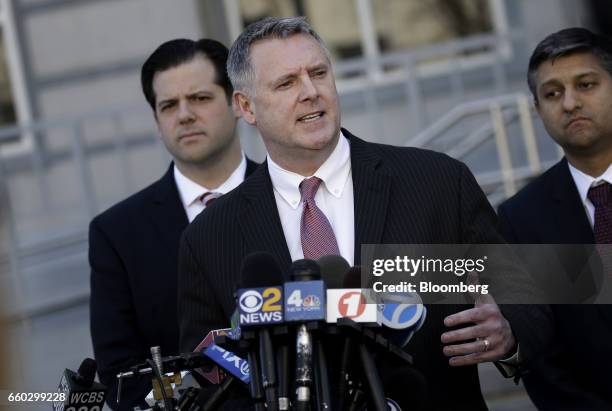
(193, 328, 236, 384)
(237, 252, 285, 411)
(53, 358, 106, 411)
(332, 267, 386, 411)
(326, 266, 380, 325)
(378, 292, 427, 348)
(285, 259, 330, 411)
(318, 254, 350, 289)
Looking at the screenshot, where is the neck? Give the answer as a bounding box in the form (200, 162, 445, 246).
(268, 134, 340, 177)
(175, 138, 242, 188)
(566, 150, 612, 178)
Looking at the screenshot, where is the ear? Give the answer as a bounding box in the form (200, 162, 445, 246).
(234, 91, 256, 125)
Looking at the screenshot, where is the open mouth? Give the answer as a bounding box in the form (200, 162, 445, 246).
(298, 112, 324, 123)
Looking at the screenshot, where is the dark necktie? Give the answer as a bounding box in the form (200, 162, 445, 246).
(200, 191, 222, 208)
(587, 182, 612, 302)
(588, 182, 612, 244)
(300, 177, 340, 259)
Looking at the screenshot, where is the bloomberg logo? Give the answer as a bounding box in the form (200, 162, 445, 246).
(237, 287, 283, 325)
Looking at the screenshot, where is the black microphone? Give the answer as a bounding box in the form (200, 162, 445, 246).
(318, 254, 350, 289)
(341, 267, 388, 411)
(238, 252, 285, 411)
(287, 259, 331, 411)
(53, 358, 106, 411)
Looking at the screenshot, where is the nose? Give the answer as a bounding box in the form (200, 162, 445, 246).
(178, 100, 195, 124)
(562, 89, 582, 113)
(298, 74, 319, 102)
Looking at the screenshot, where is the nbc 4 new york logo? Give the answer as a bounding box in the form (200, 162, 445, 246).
(284, 281, 325, 321)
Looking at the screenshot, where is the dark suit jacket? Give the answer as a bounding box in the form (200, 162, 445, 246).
(498, 158, 612, 410)
(178, 130, 546, 410)
(89, 160, 258, 410)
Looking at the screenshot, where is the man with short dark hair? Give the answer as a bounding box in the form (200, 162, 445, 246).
(498, 27, 612, 409)
(89, 38, 258, 410)
(178, 17, 547, 410)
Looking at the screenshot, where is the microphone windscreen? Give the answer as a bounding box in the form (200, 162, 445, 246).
(76, 358, 96, 387)
(380, 363, 428, 411)
(342, 266, 362, 288)
(290, 259, 321, 281)
(239, 252, 284, 288)
(318, 255, 349, 288)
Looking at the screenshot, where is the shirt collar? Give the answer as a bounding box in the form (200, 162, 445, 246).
(567, 161, 612, 205)
(174, 153, 247, 208)
(267, 131, 352, 209)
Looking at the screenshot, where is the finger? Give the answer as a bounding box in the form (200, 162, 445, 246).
(448, 351, 494, 367)
(467, 271, 496, 305)
(441, 325, 484, 344)
(466, 271, 481, 301)
(444, 306, 489, 327)
(442, 338, 490, 357)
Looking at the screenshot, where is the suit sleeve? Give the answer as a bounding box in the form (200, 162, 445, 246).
(177, 230, 227, 353)
(456, 163, 554, 365)
(89, 218, 150, 410)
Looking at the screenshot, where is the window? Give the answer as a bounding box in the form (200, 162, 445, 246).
(0, 0, 34, 156)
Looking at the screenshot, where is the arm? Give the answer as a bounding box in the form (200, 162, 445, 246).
(441, 163, 553, 366)
(89, 218, 151, 410)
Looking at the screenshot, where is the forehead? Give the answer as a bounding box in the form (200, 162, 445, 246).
(249, 34, 329, 81)
(536, 51, 609, 86)
(152, 55, 219, 98)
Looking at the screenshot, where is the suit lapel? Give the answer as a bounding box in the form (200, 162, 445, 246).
(344, 130, 391, 264)
(147, 165, 189, 263)
(238, 163, 293, 275)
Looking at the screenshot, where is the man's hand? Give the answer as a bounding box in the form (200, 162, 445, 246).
(441, 272, 516, 366)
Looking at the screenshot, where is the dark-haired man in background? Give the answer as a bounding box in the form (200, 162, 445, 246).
(498, 27, 612, 410)
(89, 38, 258, 410)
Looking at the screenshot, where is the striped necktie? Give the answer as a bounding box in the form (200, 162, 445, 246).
(300, 177, 340, 259)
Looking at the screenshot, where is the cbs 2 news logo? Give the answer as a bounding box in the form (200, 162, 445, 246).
(238, 287, 284, 324)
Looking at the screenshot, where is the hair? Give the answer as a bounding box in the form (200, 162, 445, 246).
(527, 27, 612, 103)
(141, 38, 232, 111)
(227, 16, 331, 95)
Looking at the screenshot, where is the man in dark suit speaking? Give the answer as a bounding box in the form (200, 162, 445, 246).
(498, 28, 612, 410)
(178, 17, 547, 409)
(89, 39, 258, 410)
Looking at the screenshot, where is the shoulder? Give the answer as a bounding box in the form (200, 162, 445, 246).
(90, 172, 170, 232)
(498, 161, 563, 217)
(350, 133, 466, 175)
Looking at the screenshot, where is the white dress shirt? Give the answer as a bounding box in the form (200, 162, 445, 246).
(268, 132, 355, 265)
(174, 154, 247, 223)
(568, 162, 612, 228)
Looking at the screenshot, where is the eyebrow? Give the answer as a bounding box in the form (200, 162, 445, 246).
(270, 63, 329, 87)
(156, 89, 213, 107)
(539, 69, 600, 90)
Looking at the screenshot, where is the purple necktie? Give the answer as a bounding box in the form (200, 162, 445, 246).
(200, 191, 222, 208)
(300, 177, 340, 259)
(588, 182, 612, 244)
(588, 182, 612, 301)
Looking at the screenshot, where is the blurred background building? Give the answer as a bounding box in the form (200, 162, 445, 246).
(0, 0, 606, 409)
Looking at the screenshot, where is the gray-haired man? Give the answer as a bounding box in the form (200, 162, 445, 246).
(178, 17, 547, 409)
